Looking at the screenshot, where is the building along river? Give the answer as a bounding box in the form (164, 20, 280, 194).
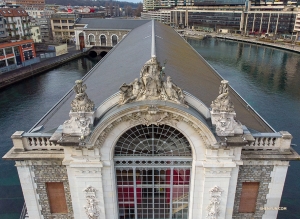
(1, 38, 300, 218)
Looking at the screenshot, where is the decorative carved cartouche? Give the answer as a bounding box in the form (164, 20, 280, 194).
(119, 57, 184, 105)
(207, 186, 223, 219)
(210, 80, 243, 136)
(84, 186, 100, 219)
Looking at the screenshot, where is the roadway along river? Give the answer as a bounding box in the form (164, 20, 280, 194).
(0, 38, 300, 218)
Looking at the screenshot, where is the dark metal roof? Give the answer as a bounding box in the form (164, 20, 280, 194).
(33, 20, 273, 133)
(77, 18, 150, 30)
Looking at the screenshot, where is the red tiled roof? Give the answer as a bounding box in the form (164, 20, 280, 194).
(0, 8, 29, 17)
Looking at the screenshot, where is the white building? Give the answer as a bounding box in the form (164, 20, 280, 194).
(3, 20, 299, 219)
(0, 7, 31, 39)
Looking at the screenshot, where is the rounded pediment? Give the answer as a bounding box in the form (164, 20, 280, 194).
(87, 101, 217, 150)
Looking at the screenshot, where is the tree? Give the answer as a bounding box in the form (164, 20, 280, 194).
(134, 3, 143, 17)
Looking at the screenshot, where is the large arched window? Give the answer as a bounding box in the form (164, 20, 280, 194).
(88, 34, 95, 45)
(100, 35, 106, 46)
(115, 124, 191, 219)
(112, 34, 118, 46)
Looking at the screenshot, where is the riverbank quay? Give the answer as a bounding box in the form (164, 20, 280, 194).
(0, 46, 85, 90)
(181, 29, 300, 53)
(215, 35, 300, 53)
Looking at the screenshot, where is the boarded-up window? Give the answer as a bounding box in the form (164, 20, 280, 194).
(46, 182, 68, 213)
(239, 182, 259, 213)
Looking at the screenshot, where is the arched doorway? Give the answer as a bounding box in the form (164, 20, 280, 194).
(114, 124, 192, 219)
(100, 35, 106, 46)
(112, 35, 118, 46)
(79, 32, 85, 50)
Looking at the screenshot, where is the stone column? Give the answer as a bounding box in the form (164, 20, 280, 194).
(244, 13, 249, 35)
(180, 11, 183, 25)
(16, 161, 43, 219)
(199, 147, 241, 219)
(63, 147, 106, 219)
(263, 161, 289, 219)
(275, 13, 280, 34)
(267, 13, 271, 34)
(252, 13, 256, 33)
(185, 9, 188, 27)
(259, 13, 263, 33)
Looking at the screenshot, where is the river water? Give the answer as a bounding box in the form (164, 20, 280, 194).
(0, 38, 299, 218)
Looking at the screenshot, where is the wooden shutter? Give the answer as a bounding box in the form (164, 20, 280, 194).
(239, 182, 259, 213)
(46, 182, 68, 213)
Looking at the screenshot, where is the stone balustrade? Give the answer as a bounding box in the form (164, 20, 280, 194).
(242, 132, 292, 151)
(11, 131, 63, 151)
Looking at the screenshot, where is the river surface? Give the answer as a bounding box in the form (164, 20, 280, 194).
(0, 38, 300, 218)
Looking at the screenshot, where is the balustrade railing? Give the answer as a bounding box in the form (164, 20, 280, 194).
(22, 134, 63, 151)
(242, 133, 282, 150)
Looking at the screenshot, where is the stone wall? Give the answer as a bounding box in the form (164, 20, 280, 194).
(32, 162, 73, 219)
(232, 165, 274, 219)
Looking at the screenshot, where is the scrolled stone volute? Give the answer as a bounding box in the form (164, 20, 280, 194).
(210, 80, 243, 136)
(119, 57, 185, 105)
(62, 80, 95, 137)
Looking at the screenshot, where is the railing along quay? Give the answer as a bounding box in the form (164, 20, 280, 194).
(215, 35, 300, 53)
(0, 51, 85, 90)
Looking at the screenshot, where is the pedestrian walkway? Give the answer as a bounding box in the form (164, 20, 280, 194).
(215, 34, 300, 53)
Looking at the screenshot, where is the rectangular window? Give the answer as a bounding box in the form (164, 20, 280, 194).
(0, 60, 6, 67)
(46, 182, 68, 213)
(0, 49, 4, 56)
(7, 58, 15, 65)
(239, 182, 260, 213)
(5, 47, 13, 55)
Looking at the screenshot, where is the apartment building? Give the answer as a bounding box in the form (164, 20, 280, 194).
(50, 13, 78, 43)
(0, 7, 31, 39)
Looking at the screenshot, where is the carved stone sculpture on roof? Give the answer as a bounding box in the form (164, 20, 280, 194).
(119, 57, 185, 105)
(62, 80, 95, 137)
(71, 80, 94, 112)
(210, 80, 243, 136)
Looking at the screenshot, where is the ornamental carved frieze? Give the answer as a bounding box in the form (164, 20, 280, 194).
(210, 80, 243, 136)
(62, 80, 95, 137)
(84, 186, 100, 219)
(119, 57, 185, 105)
(207, 186, 223, 219)
(126, 105, 180, 126)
